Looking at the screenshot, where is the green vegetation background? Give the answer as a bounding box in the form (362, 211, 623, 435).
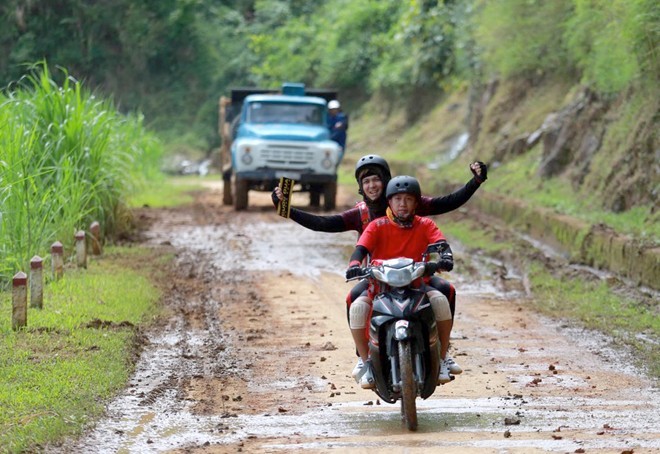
(0, 2, 657, 450)
(2, 0, 656, 152)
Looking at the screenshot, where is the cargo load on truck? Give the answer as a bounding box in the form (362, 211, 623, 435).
(218, 83, 343, 211)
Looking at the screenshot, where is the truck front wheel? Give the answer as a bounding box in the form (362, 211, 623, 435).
(234, 179, 249, 210)
(323, 181, 337, 211)
(222, 171, 233, 205)
(309, 190, 321, 208)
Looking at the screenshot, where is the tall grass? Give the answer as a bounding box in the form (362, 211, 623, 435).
(0, 63, 163, 286)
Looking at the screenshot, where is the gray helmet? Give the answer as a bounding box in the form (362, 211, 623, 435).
(386, 176, 421, 200)
(354, 155, 392, 183)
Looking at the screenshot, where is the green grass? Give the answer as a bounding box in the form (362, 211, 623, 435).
(528, 263, 660, 378)
(481, 146, 659, 239)
(0, 246, 164, 453)
(127, 174, 211, 208)
(361, 75, 658, 242)
(441, 219, 513, 254)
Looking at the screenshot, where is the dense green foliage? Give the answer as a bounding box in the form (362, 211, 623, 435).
(477, 0, 659, 92)
(248, 0, 475, 97)
(2, 0, 656, 136)
(0, 64, 162, 284)
(475, 0, 575, 79)
(0, 0, 215, 132)
(567, 0, 659, 92)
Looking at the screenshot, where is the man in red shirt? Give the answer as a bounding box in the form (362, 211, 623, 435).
(346, 176, 455, 388)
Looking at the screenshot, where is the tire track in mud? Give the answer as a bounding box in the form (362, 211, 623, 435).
(50, 187, 660, 453)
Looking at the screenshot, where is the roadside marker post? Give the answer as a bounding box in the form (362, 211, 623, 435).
(30, 256, 43, 309)
(75, 230, 87, 269)
(51, 241, 64, 280)
(12, 272, 28, 330)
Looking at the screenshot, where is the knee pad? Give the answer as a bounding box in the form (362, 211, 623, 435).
(349, 297, 371, 329)
(428, 290, 451, 321)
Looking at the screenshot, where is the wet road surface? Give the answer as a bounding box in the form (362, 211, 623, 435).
(52, 188, 660, 453)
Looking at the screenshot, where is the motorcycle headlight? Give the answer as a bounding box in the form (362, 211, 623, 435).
(383, 267, 413, 287)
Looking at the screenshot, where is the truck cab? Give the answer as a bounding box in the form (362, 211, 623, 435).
(220, 83, 343, 211)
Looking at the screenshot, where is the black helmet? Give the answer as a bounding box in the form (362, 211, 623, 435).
(386, 176, 421, 200)
(354, 154, 391, 183)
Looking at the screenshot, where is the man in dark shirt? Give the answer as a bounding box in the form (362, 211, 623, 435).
(327, 99, 348, 152)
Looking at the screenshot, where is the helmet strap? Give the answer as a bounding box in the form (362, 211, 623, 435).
(386, 206, 414, 228)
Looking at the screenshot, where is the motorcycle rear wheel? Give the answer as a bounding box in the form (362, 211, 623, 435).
(398, 340, 418, 431)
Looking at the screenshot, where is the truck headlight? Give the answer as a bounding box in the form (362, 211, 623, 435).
(321, 150, 334, 169)
(241, 148, 253, 165)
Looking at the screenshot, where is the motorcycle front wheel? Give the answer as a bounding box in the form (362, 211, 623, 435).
(398, 340, 418, 431)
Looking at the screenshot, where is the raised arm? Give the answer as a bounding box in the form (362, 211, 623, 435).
(422, 161, 487, 216)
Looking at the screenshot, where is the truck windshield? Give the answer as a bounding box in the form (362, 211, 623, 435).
(247, 102, 324, 126)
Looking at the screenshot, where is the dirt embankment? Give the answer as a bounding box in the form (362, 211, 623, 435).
(465, 79, 660, 290)
(471, 191, 660, 291)
(468, 79, 658, 212)
(52, 184, 660, 453)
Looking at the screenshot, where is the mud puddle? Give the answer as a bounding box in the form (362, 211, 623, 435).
(52, 191, 659, 453)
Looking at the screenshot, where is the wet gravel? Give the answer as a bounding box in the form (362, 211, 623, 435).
(49, 192, 660, 453)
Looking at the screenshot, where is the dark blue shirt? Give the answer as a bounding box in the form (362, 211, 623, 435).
(327, 111, 348, 149)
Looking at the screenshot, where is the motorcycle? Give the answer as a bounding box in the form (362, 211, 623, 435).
(347, 242, 450, 431)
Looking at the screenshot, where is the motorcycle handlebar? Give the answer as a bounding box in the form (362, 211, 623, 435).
(345, 267, 370, 282)
(345, 260, 447, 282)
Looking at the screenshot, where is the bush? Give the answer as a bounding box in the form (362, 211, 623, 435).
(566, 0, 656, 92)
(473, 0, 574, 79)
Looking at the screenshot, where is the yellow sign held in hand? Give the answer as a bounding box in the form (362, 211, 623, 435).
(277, 177, 295, 218)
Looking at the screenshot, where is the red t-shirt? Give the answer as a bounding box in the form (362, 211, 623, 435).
(357, 215, 445, 261)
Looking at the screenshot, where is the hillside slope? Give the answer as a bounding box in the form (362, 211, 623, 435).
(347, 77, 659, 290)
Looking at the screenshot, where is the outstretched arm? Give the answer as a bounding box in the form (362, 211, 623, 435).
(424, 161, 488, 215)
(272, 188, 348, 232)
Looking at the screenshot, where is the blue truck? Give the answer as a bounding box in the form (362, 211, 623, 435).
(219, 83, 343, 211)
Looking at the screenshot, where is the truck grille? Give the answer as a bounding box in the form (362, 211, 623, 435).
(261, 145, 315, 167)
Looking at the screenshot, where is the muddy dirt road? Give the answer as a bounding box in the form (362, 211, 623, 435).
(57, 183, 659, 453)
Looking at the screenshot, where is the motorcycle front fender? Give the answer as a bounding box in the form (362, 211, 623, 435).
(368, 320, 401, 404)
(394, 319, 412, 341)
(420, 337, 441, 399)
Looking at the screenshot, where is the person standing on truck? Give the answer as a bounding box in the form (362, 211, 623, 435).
(327, 100, 348, 152)
(272, 155, 488, 376)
